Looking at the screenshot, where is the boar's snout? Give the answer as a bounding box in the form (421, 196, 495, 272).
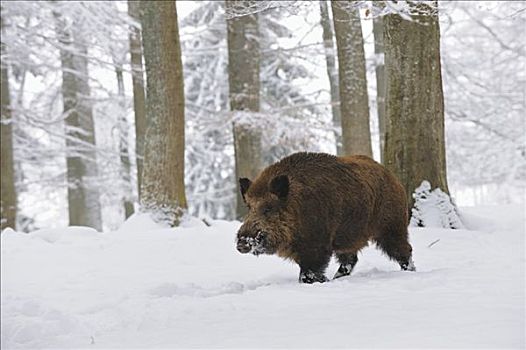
(236, 228, 268, 255)
(236, 236, 252, 253)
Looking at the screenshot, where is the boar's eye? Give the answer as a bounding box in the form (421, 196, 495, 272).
(262, 205, 273, 215)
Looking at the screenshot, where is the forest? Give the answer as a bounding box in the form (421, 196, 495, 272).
(0, 0, 524, 231)
(1, 1, 525, 349)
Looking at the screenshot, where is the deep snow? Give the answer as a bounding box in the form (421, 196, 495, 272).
(1, 205, 525, 349)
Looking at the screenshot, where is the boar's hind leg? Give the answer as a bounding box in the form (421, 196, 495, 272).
(298, 251, 331, 284)
(375, 230, 416, 272)
(333, 252, 358, 279)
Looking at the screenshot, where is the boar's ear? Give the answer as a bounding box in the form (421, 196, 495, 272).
(239, 178, 252, 201)
(269, 175, 289, 199)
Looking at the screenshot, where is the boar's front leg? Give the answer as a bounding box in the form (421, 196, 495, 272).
(299, 269, 329, 284)
(297, 249, 331, 284)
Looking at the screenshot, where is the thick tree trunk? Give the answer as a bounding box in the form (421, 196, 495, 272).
(139, 0, 187, 226)
(331, 0, 372, 157)
(128, 0, 146, 198)
(373, 15, 386, 163)
(1, 14, 17, 231)
(56, 13, 102, 231)
(115, 64, 134, 219)
(383, 2, 450, 210)
(319, 0, 342, 155)
(225, 0, 263, 219)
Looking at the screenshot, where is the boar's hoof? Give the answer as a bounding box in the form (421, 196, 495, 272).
(333, 264, 353, 279)
(400, 258, 416, 272)
(299, 270, 329, 284)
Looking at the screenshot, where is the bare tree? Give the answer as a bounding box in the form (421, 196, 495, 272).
(115, 62, 134, 219)
(383, 2, 450, 209)
(139, 0, 187, 226)
(1, 13, 17, 230)
(319, 0, 341, 155)
(225, 0, 263, 219)
(331, 0, 372, 157)
(373, 14, 386, 163)
(55, 11, 102, 230)
(128, 0, 146, 198)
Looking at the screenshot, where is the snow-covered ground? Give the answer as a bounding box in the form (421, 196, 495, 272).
(1, 205, 525, 349)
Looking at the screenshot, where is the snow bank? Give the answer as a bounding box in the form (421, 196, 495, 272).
(1, 205, 524, 349)
(410, 180, 464, 229)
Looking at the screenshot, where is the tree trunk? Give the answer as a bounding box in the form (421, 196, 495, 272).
(55, 12, 102, 231)
(319, 0, 342, 155)
(115, 64, 134, 219)
(128, 0, 146, 199)
(331, 0, 372, 157)
(225, 0, 263, 219)
(383, 2, 450, 210)
(139, 0, 187, 226)
(1, 14, 17, 231)
(373, 15, 386, 163)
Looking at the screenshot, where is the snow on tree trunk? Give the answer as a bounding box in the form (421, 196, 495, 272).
(139, 0, 187, 226)
(55, 12, 102, 231)
(410, 180, 464, 229)
(383, 2, 450, 210)
(319, 0, 342, 155)
(115, 64, 134, 219)
(128, 0, 146, 199)
(373, 14, 386, 164)
(1, 14, 17, 231)
(331, 0, 372, 157)
(226, 0, 263, 219)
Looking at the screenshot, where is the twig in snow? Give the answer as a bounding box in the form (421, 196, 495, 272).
(428, 239, 440, 248)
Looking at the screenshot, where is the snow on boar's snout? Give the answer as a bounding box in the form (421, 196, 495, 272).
(236, 225, 268, 255)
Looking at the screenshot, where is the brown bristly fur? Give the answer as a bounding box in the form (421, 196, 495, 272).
(236, 152, 415, 283)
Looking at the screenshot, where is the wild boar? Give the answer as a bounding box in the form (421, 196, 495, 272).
(236, 152, 415, 283)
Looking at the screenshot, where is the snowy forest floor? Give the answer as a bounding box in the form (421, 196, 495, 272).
(1, 205, 525, 349)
